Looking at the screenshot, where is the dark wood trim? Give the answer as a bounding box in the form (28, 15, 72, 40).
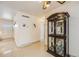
(47, 49, 70, 57)
(57, 1, 66, 4)
(64, 18, 66, 56)
(47, 12, 70, 57)
(68, 16, 69, 57)
(54, 19, 56, 53)
(47, 50, 62, 57)
(47, 20, 49, 50)
(47, 12, 70, 20)
(48, 34, 66, 38)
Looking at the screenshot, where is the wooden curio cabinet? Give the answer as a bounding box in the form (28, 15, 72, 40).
(47, 12, 70, 57)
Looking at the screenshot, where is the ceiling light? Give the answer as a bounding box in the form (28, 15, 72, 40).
(46, 4, 50, 7)
(42, 1, 51, 10)
(14, 24, 18, 28)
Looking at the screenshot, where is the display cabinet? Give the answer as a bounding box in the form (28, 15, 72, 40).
(47, 12, 70, 57)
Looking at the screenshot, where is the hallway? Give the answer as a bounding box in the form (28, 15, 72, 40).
(0, 39, 53, 57)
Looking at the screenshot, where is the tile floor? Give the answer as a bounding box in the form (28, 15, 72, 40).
(0, 39, 53, 57)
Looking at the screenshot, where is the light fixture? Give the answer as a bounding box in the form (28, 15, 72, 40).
(14, 22, 18, 28)
(57, 1, 66, 4)
(14, 24, 18, 28)
(42, 1, 51, 10)
(41, 1, 65, 10)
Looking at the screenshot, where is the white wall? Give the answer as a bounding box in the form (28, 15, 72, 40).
(0, 4, 40, 47)
(45, 2, 79, 57)
(40, 17, 45, 42)
(14, 12, 39, 47)
(39, 17, 47, 45)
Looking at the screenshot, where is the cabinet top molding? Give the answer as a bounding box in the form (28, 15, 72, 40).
(47, 12, 70, 20)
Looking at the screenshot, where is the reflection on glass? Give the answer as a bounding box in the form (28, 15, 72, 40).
(49, 37, 54, 51)
(56, 20, 64, 35)
(49, 37, 51, 50)
(51, 38, 54, 51)
(56, 38, 64, 56)
(49, 22, 54, 34)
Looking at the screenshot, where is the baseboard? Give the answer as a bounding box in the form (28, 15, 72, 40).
(17, 40, 40, 48)
(69, 54, 76, 57)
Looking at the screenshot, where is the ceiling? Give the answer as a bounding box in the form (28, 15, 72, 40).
(0, 1, 73, 18)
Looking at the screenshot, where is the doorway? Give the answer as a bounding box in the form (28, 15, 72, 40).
(0, 18, 16, 56)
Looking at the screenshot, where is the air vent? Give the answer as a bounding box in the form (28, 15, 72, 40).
(22, 15, 30, 18)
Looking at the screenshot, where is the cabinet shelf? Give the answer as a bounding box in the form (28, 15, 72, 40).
(48, 34, 65, 38)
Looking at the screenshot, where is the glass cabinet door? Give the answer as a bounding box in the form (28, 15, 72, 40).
(47, 12, 69, 57)
(56, 38, 64, 56)
(56, 20, 64, 35)
(49, 21, 54, 34)
(48, 37, 54, 51)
